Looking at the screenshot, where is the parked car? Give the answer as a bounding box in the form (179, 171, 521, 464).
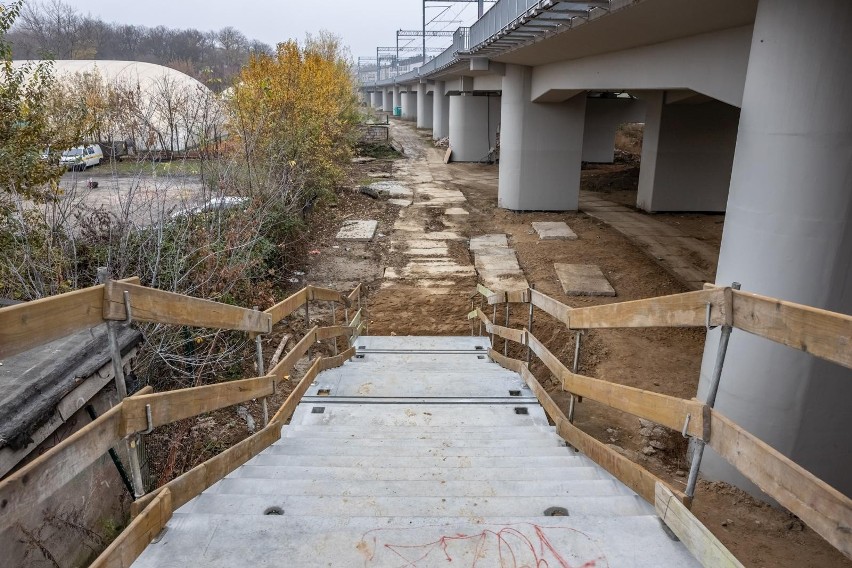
(60, 145, 103, 171)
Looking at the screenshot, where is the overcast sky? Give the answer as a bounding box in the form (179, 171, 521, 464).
(81, 1, 489, 61)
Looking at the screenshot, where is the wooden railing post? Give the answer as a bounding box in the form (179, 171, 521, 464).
(253, 306, 269, 427)
(97, 267, 146, 499)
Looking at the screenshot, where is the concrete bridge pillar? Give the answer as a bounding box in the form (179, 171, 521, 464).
(698, 0, 852, 498)
(401, 90, 417, 121)
(392, 86, 401, 114)
(448, 93, 501, 162)
(416, 82, 434, 129)
(636, 92, 739, 212)
(370, 91, 382, 110)
(383, 88, 394, 113)
(497, 64, 586, 211)
(582, 97, 646, 163)
(432, 81, 449, 140)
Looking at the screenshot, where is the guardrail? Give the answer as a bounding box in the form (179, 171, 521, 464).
(469, 284, 852, 561)
(0, 280, 365, 565)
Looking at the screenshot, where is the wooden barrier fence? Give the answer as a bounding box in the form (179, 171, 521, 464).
(471, 285, 852, 560)
(0, 280, 364, 565)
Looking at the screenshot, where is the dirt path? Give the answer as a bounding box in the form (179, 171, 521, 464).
(303, 119, 850, 568)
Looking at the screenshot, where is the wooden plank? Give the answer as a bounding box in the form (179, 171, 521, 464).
(569, 288, 726, 329)
(655, 482, 744, 568)
(318, 346, 356, 371)
(525, 333, 706, 438)
(731, 290, 852, 369)
(476, 283, 493, 298)
(91, 488, 172, 568)
(491, 352, 684, 505)
(0, 402, 123, 531)
(316, 325, 355, 341)
(269, 326, 318, 380)
(709, 410, 852, 559)
(0, 277, 139, 359)
(265, 288, 308, 325)
(103, 281, 271, 334)
(349, 308, 363, 333)
(122, 376, 276, 434)
(489, 349, 525, 373)
(270, 360, 321, 427)
(309, 285, 350, 305)
(487, 322, 526, 346)
(530, 289, 571, 327)
(485, 289, 528, 305)
(347, 283, 362, 303)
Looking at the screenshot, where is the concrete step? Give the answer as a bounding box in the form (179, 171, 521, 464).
(132, 514, 699, 567)
(351, 352, 495, 365)
(177, 494, 651, 518)
(262, 442, 571, 458)
(288, 403, 551, 428)
(243, 453, 582, 469)
(309, 369, 527, 398)
(281, 424, 560, 439)
(274, 434, 566, 447)
(355, 336, 491, 351)
(206, 478, 633, 498)
(229, 465, 603, 482)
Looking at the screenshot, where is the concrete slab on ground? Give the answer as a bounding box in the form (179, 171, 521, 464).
(477, 269, 530, 291)
(532, 221, 578, 240)
(445, 207, 469, 215)
(475, 253, 521, 272)
(387, 198, 411, 207)
(336, 220, 377, 241)
(554, 263, 616, 296)
(470, 234, 508, 251)
(368, 181, 412, 197)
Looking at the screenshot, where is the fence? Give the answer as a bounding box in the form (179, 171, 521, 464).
(0, 279, 365, 566)
(468, 283, 852, 562)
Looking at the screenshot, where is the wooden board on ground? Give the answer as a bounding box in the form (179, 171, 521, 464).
(731, 290, 852, 369)
(655, 482, 744, 568)
(269, 326, 318, 380)
(104, 281, 271, 334)
(444, 147, 452, 163)
(554, 263, 616, 297)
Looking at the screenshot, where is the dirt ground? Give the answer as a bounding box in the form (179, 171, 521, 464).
(291, 118, 849, 568)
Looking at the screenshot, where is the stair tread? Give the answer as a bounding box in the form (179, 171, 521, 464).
(132, 514, 699, 567)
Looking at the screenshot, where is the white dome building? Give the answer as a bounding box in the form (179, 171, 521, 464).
(14, 59, 225, 155)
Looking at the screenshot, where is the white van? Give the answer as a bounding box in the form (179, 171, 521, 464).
(60, 145, 104, 171)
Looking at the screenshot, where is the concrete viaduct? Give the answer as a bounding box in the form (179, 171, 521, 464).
(361, 0, 852, 498)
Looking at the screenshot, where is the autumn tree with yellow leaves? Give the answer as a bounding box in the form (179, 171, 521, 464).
(228, 32, 359, 208)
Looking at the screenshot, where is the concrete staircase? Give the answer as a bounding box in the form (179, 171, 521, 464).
(133, 336, 699, 566)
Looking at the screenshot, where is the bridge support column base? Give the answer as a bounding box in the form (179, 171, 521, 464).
(636, 91, 739, 212)
(498, 64, 584, 211)
(448, 93, 501, 162)
(698, 0, 852, 499)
